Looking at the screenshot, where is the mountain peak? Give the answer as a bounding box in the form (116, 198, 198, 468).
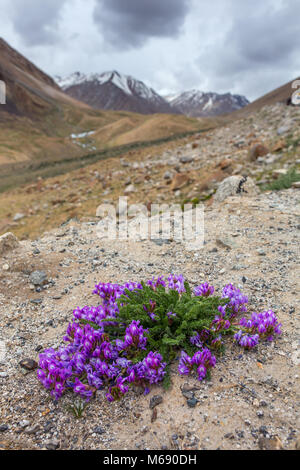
(55, 71, 177, 115)
(165, 89, 249, 117)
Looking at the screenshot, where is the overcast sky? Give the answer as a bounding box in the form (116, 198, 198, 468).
(1, 0, 299, 101)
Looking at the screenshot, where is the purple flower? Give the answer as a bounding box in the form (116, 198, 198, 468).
(194, 282, 215, 297)
(190, 332, 203, 349)
(146, 276, 166, 290)
(122, 320, 148, 350)
(234, 331, 259, 349)
(168, 274, 185, 294)
(178, 351, 193, 375)
(143, 300, 157, 321)
(167, 311, 177, 319)
(222, 284, 248, 317)
(179, 348, 216, 381)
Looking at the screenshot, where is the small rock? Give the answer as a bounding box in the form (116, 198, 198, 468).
(180, 155, 194, 164)
(93, 426, 105, 434)
(224, 433, 235, 440)
(259, 426, 268, 437)
(29, 271, 48, 286)
(13, 213, 25, 222)
(170, 173, 190, 191)
(0, 424, 9, 432)
(248, 144, 269, 161)
(187, 397, 198, 408)
(216, 237, 237, 250)
(25, 424, 40, 435)
(19, 420, 30, 429)
(181, 389, 194, 400)
(0, 232, 19, 256)
(45, 439, 60, 450)
(19, 358, 38, 371)
(2, 264, 9, 271)
(149, 395, 163, 409)
(124, 184, 135, 194)
(151, 408, 158, 423)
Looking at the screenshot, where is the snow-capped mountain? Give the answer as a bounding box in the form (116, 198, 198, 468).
(55, 71, 178, 115)
(165, 90, 249, 117)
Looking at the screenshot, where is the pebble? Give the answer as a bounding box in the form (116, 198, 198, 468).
(25, 424, 40, 435)
(29, 271, 48, 286)
(19, 420, 31, 428)
(216, 237, 237, 250)
(149, 395, 163, 409)
(187, 397, 198, 408)
(19, 358, 38, 371)
(45, 439, 60, 450)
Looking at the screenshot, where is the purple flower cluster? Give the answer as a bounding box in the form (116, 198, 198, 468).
(234, 331, 259, 349)
(147, 275, 166, 290)
(222, 284, 248, 317)
(194, 282, 214, 297)
(133, 351, 166, 386)
(211, 305, 231, 332)
(93, 281, 142, 303)
(37, 276, 282, 403)
(178, 348, 216, 381)
(37, 316, 164, 401)
(234, 309, 281, 348)
(167, 274, 186, 294)
(190, 332, 203, 348)
(117, 320, 148, 352)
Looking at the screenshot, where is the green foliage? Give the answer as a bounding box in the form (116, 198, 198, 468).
(67, 399, 87, 418)
(262, 168, 300, 191)
(102, 280, 228, 385)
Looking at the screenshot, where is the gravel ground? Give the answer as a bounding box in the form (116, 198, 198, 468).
(0, 188, 299, 450)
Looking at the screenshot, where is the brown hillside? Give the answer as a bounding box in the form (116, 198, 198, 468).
(233, 77, 300, 118)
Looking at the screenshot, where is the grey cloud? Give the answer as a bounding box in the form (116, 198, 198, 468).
(10, 0, 68, 46)
(196, 0, 300, 99)
(227, 1, 299, 69)
(93, 0, 192, 49)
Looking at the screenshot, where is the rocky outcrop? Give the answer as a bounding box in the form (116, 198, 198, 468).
(214, 175, 259, 203)
(0, 232, 19, 256)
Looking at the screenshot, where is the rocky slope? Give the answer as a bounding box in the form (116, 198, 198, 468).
(165, 90, 249, 117)
(0, 185, 299, 450)
(1, 99, 299, 240)
(56, 71, 177, 115)
(0, 88, 299, 451)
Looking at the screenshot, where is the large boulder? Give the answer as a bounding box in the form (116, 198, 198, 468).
(248, 143, 269, 161)
(0, 232, 19, 256)
(214, 175, 259, 203)
(170, 173, 190, 191)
